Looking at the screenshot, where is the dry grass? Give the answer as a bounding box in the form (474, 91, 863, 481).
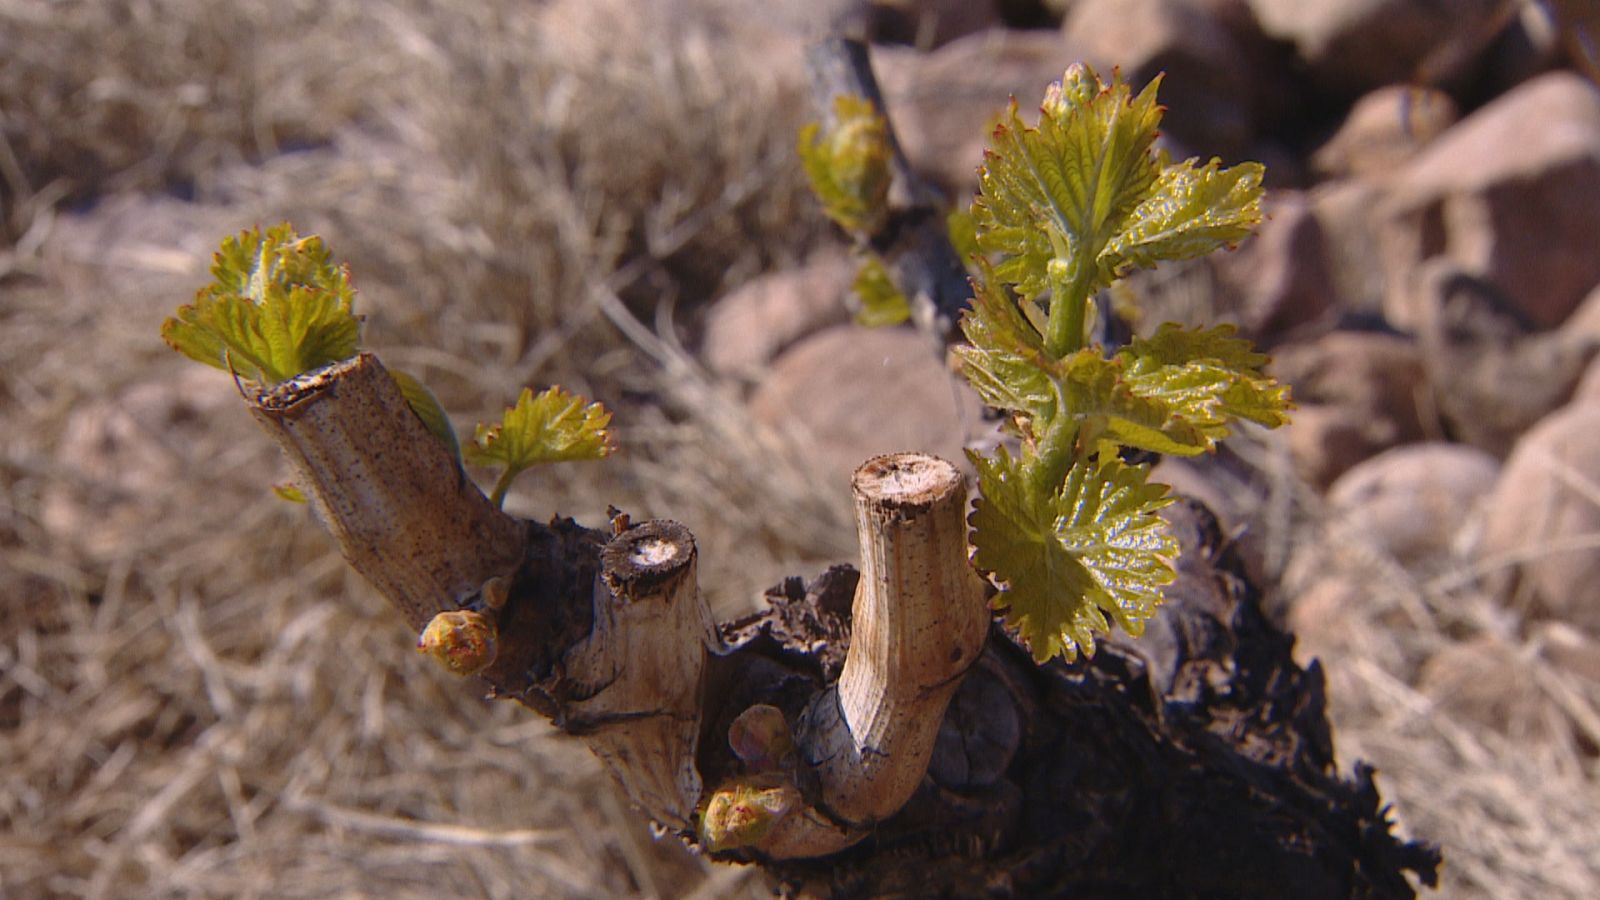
(1, 1, 838, 896)
(2, 1, 1597, 897)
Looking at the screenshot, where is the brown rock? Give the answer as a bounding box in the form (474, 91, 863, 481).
(1311, 85, 1458, 180)
(873, 29, 1074, 195)
(1379, 72, 1600, 331)
(700, 254, 854, 381)
(1479, 403, 1600, 631)
(1326, 442, 1499, 565)
(747, 325, 980, 491)
(1269, 330, 1430, 488)
(1248, 0, 1507, 95)
(1576, 355, 1600, 407)
(1308, 178, 1387, 318)
(1412, 259, 1598, 456)
(1062, 0, 1277, 156)
(865, 0, 1005, 49)
(1212, 190, 1336, 341)
(1564, 281, 1600, 342)
(1570, 286, 1600, 404)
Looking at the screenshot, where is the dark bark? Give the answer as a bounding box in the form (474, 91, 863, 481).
(706, 499, 1440, 898)
(252, 358, 1437, 898)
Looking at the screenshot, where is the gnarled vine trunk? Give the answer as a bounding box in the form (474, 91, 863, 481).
(248, 352, 1438, 898)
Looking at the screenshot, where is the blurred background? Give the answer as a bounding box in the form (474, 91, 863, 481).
(2, 0, 1598, 896)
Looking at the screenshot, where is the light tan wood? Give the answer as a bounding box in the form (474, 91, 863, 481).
(561, 520, 716, 831)
(250, 353, 525, 631)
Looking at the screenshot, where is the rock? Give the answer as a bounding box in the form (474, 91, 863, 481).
(1479, 403, 1600, 631)
(1248, 0, 1507, 96)
(747, 325, 981, 491)
(1570, 286, 1600, 404)
(1412, 259, 1598, 456)
(1308, 178, 1387, 318)
(1326, 442, 1500, 565)
(1269, 330, 1430, 489)
(700, 253, 854, 381)
(1378, 72, 1600, 331)
(865, 0, 1005, 49)
(1062, 0, 1283, 156)
(1310, 85, 1457, 180)
(1480, 0, 1566, 94)
(1564, 281, 1600, 342)
(1576, 356, 1600, 407)
(1211, 190, 1336, 341)
(1552, 0, 1600, 85)
(873, 29, 1074, 194)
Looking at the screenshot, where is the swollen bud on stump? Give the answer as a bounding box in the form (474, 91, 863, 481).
(417, 610, 498, 676)
(700, 774, 805, 852)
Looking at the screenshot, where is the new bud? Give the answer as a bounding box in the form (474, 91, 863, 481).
(416, 609, 497, 676)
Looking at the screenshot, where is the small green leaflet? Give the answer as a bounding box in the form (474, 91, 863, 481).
(1117, 323, 1292, 448)
(390, 369, 462, 466)
(970, 447, 1176, 662)
(798, 94, 893, 235)
(1103, 156, 1265, 278)
(954, 272, 1057, 420)
(466, 386, 615, 507)
(161, 224, 360, 384)
(852, 253, 911, 327)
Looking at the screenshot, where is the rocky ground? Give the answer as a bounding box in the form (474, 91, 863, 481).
(2, 0, 1598, 897)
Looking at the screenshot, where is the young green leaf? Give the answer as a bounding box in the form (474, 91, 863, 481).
(972, 67, 1164, 309)
(466, 386, 615, 507)
(798, 94, 893, 235)
(851, 253, 912, 327)
(389, 369, 462, 466)
(950, 62, 1289, 662)
(161, 224, 361, 384)
(953, 271, 1057, 419)
(1117, 323, 1292, 448)
(970, 446, 1176, 662)
(1102, 156, 1266, 278)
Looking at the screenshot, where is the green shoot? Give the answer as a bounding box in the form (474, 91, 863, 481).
(956, 64, 1287, 662)
(798, 94, 892, 235)
(161, 223, 361, 384)
(465, 386, 616, 507)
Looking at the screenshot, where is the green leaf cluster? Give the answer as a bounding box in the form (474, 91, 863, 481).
(798, 94, 892, 235)
(957, 65, 1289, 662)
(972, 66, 1263, 357)
(161, 223, 361, 384)
(466, 386, 616, 507)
